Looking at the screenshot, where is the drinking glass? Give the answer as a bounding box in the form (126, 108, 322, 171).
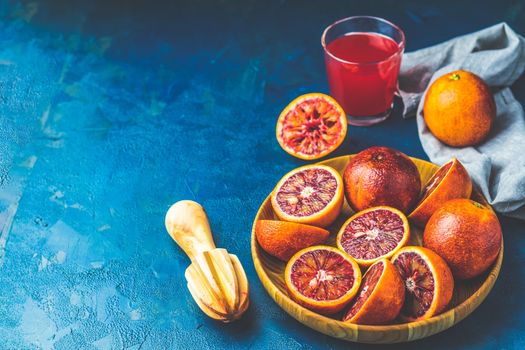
(322, 16, 405, 126)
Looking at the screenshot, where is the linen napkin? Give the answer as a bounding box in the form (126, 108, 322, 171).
(399, 23, 525, 219)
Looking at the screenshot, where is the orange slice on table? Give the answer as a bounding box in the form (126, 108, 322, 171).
(336, 206, 410, 267)
(271, 164, 344, 228)
(285, 246, 361, 315)
(391, 246, 454, 322)
(276, 93, 347, 160)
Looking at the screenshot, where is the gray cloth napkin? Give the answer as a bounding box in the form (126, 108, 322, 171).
(399, 23, 525, 219)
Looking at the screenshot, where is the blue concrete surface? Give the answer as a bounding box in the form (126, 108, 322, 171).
(0, 0, 523, 349)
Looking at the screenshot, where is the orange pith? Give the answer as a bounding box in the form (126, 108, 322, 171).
(276, 93, 347, 160)
(284, 246, 361, 315)
(271, 164, 344, 228)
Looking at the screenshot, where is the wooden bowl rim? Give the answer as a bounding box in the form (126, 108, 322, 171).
(251, 155, 503, 340)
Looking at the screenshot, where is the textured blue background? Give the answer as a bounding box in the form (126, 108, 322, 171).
(0, 1, 524, 349)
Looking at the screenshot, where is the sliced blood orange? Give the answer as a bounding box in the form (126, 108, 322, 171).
(391, 246, 454, 322)
(343, 259, 405, 325)
(409, 158, 472, 227)
(336, 206, 410, 267)
(271, 165, 344, 228)
(276, 93, 347, 160)
(284, 246, 361, 315)
(255, 220, 330, 262)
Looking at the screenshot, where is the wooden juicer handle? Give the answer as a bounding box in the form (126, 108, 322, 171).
(165, 200, 216, 260)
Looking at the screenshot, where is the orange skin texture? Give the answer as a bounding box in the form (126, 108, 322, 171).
(409, 158, 472, 227)
(423, 199, 502, 280)
(255, 220, 330, 261)
(423, 70, 496, 147)
(392, 246, 454, 322)
(343, 259, 405, 325)
(343, 147, 421, 214)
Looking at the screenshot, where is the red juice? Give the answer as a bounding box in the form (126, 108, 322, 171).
(324, 32, 402, 117)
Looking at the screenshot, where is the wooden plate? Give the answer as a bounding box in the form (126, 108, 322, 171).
(251, 155, 503, 344)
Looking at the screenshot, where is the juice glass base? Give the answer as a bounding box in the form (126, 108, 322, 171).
(346, 105, 392, 126)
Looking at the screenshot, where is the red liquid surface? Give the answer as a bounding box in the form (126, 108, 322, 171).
(325, 32, 402, 117)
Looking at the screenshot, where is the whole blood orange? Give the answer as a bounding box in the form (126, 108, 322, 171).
(276, 93, 347, 160)
(343, 259, 405, 325)
(285, 246, 361, 315)
(255, 220, 330, 261)
(391, 246, 454, 322)
(336, 206, 410, 267)
(271, 164, 344, 228)
(423, 70, 496, 147)
(408, 158, 472, 227)
(423, 199, 502, 280)
(343, 147, 421, 213)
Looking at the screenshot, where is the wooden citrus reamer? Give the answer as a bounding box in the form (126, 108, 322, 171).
(165, 200, 249, 322)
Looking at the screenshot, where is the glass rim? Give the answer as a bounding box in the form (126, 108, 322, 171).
(321, 15, 406, 65)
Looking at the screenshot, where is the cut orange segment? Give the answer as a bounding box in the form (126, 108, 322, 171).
(343, 259, 405, 325)
(391, 246, 454, 322)
(255, 220, 330, 262)
(285, 246, 361, 315)
(276, 93, 347, 160)
(336, 206, 410, 267)
(271, 164, 344, 228)
(409, 158, 472, 227)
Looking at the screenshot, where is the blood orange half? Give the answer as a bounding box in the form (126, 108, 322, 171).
(255, 220, 330, 262)
(343, 259, 405, 325)
(391, 246, 454, 322)
(284, 246, 361, 315)
(408, 158, 472, 227)
(336, 206, 410, 267)
(276, 93, 347, 160)
(271, 165, 344, 228)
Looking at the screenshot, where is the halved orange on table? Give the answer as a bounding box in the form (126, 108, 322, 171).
(276, 93, 347, 160)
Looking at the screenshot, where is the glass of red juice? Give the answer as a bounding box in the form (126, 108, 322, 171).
(322, 16, 405, 126)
